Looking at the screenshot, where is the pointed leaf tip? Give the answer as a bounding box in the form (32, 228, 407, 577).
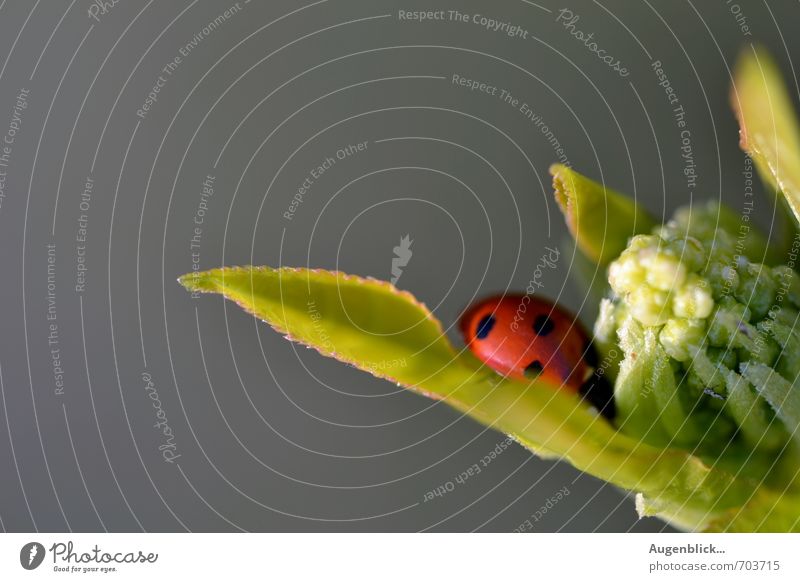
(550, 164, 655, 265)
(178, 270, 215, 293)
(732, 45, 800, 230)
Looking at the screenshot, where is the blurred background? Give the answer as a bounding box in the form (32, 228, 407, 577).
(0, 0, 796, 532)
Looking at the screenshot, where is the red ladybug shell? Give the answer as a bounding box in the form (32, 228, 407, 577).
(459, 294, 594, 392)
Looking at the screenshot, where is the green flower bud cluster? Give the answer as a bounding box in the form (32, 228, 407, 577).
(597, 201, 800, 455)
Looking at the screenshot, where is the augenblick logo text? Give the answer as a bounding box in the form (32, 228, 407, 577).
(649, 543, 721, 557)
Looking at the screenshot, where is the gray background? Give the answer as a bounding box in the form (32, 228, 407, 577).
(0, 0, 795, 532)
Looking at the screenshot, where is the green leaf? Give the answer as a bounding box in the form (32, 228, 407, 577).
(742, 362, 800, 447)
(550, 164, 656, 266)
(732, 46, 800, 235)
(180, 266, 800, 531)
(724, 370, 785, 450)
(180, 266, 457, 388)
(613, 318, 670, 445)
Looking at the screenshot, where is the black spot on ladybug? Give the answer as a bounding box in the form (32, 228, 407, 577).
(475, 314, 495, 339)
(584, 341, 599, 368)
(532, 315, 554, 336)
(524, 360, 544, 378)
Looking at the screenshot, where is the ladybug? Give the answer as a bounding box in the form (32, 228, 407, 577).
(460, 294, 615, 420)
